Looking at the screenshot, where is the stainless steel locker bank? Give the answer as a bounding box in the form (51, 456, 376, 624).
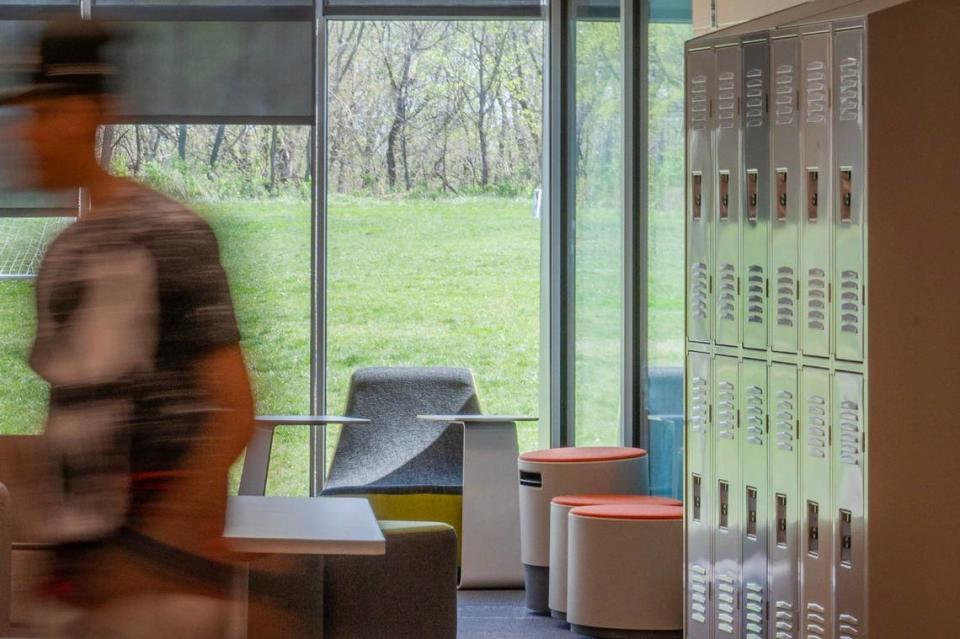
(684, 1, 960, 638)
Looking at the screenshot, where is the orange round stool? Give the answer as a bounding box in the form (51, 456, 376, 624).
(548, 494, 681, 620)
(517, 447, 648, 613)
(566, 503, 683, 638)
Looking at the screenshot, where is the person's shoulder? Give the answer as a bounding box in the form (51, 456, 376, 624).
(121, 181, 212, 233)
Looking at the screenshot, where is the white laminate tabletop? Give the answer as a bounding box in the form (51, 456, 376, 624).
(418, 414, 539, 423)
(224, 496, 385, 556)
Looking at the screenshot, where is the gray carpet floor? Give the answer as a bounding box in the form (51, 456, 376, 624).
(457, 590, 583, 639)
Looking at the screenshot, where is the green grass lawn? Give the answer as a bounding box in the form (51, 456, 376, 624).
(0, 195, 683, 496)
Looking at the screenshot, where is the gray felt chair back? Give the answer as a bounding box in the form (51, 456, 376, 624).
(322, 367, 482, 496)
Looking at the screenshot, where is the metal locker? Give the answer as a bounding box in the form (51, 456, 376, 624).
(769, 35, 802, 354)
(687, 47, 715, 345)
(686, 351, 713, 639)
(712, 356, 740, 638)
(800, 31, 833, 359)
(713, 44, 742, 348)
(741, 38, 771, 351)
(768, 363, 800, 639)
(801, 366, 833, 639)
(739, 359, 768, 639)
(833, 27, 865, 363)
(833, 372, 865, 639)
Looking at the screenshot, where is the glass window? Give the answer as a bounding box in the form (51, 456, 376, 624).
(573, 4, 623, 446)
(99, 123, 314, 495)
(324, 19, 545, 462)
(646, 20, 691, 498)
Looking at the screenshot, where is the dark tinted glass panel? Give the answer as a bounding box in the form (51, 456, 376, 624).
(108, 21, 312, 120)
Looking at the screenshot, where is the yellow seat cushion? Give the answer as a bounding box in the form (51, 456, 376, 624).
(349, 493, 463, 560)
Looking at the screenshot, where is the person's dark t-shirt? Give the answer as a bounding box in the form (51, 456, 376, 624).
(30, 181, 240, 542)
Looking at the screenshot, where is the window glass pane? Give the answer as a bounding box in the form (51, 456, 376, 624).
(107, 22, 312, 121)
(646, 21, 690, 498)
(99, 123, 313, 495)
(573, 9, 623, 446)
(325, 0, 542, 7)
(325, 20, 544, 462)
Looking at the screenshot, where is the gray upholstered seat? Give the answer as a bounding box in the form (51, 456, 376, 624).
(321, 367, 481, 497)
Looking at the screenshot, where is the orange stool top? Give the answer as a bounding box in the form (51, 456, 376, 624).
(553, 494, 682, 508)
(570, 503, 683, 521)
(519, 447, 647, 463)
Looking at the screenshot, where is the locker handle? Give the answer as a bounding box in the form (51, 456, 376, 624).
(693, 474, 703, 522)
(719, 480, 730, 530)
(807, 501, 820, 556)
(807, 170, 819, 222)
(775, 493, 788, 547)
(719, 172, 730, 220)
(692, 173, 703, 220)
(776, 170, 788, 221)
(840, 168, 853, 223)
(839, 509, 853, 566)
(746, 487, 758, 538)
(746, 170, 759, 222)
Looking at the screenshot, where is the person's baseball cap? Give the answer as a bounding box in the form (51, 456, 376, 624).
(0, 18, 119, 106)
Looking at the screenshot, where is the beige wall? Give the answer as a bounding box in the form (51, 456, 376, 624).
(693, 0, 810, 34)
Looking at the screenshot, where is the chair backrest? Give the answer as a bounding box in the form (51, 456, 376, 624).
(646, 366, 684, 416)
(323, 367, 481, 494)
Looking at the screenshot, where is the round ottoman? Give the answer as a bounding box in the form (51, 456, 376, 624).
(518, 447, 648, 613)
(567, 503, 683, 638)
(548, 494, 682, 620)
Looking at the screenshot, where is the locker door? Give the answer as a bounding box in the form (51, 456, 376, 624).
(713, 356, 740, 638)
(741, 38, 771, 352)
(714, 44, 742, 347)
(687, 48, 715, 344)
(833, 372, 865, 639)
(800, 32, 833, 359)
(740, 359, 768, 639)
(686, 352, 714, 639)
(801, 367, 833, 639)
(769, 363, 800, 639)
(769, 36, 802, 354)
(833, 28, 865, 362)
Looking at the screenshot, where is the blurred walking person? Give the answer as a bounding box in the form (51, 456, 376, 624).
(0, 18, 295, 639)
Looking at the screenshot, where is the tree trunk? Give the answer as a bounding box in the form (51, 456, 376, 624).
(209, 125, 226, 167)
(386, 114, 401, 190)
(269, 125, 279, 195)
(100, 125, 116, 170)
(401, 129, 412, 191)
(478, 109, 490, 187)
(134, 125, 142, 174)
(305, 128, 314, 182)
(177, 125, 188, 161)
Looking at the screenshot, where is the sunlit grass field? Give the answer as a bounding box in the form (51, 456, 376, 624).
(0, 195, 682, 495)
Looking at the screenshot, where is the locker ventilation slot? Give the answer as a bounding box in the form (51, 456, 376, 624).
(716, 573, 738, 634)
(719, 263, 738, 322)
(689, 563, 709, 624)
(838, 612, 862, 639)
(775, 389, 796, 452)
(839, 399, 862, 467)
(745, 384, 765, 446)
(745, 68, 765, 129)
(745, 581, 765, 639)
(806, 603, 827, 639)
(840, 270, 862, 335)
(807, 268, 828, 331)
(806, 394, 828, 459)
(717, 381, 737, 441)
(805, 61, 827, 125)
(775, 64, 796, 126)
(777, 266, 796, 328)
(718, 71, 737, 130)
(690, 377, 710, 435)
(775, 600, 796, 639)
(747, 265, 765, 325)
(838, 57, 861, 122)
(690, 75, 709, 131)
(691, 262, 709, 321)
